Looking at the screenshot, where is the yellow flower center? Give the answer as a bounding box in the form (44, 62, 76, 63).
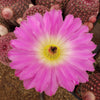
(34, 34, 72, 67)
(43, 45, 60, 61)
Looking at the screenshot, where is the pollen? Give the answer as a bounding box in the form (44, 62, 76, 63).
(49, 46, 57, 54)
(43, 44, 61, 61)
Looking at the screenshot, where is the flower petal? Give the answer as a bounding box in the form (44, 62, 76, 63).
(44, 68, 58, 96)
(43, 10, 63, 35)
(58, 14, 74, 35)
(56, 66, 75, 92)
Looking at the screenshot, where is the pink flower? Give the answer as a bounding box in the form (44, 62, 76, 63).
(8, 10, 96, 96)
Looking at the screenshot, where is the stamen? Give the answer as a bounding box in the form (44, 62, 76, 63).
(42, 44, 61, 62)
(49, 46, 57, 54)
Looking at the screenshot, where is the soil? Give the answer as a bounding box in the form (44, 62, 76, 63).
(0, 63, 77, 100)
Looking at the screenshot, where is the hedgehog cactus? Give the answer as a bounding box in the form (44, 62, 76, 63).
(76, 73, 100, 100)
(0, 0, 32, 26)
(35, 0, 69, 11)
(64, 0, 99, 23)
(0, 24, 8, 36)
(23, 5, 49, 20)
(0, 32, 16, 65)
(0, 18, 9, 36)
(0, 16, 17, 35)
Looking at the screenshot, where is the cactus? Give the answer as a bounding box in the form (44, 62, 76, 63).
(64, 0, 99, 23)
(35, 0, 69, 11)
(0, 32, 16, 65)
(75, 73, 100, 100)
(23, 5, 49, 20)
(0, 0, 32, 26)
(0, 17, 9, 36)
